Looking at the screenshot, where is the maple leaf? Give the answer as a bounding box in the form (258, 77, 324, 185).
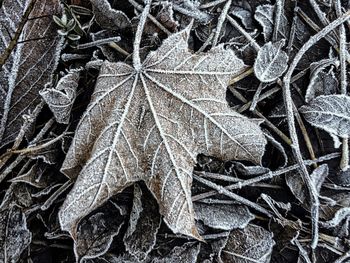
(58, 25, 267, 239)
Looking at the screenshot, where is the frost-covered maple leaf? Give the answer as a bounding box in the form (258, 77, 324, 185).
(58, 25, 267, 239)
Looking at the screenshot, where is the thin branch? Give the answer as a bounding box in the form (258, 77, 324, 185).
(76, 36, 121, 49)
(212, 0, 231, 46)
(226, 15, 260, 52)
(273, 0, 285, 41)
(193, 174, 273, 217)
(282, 9, 350, 249)
(192, 152, 340, 201)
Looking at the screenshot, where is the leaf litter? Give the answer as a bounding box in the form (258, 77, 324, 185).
(0, 0, 350, 262)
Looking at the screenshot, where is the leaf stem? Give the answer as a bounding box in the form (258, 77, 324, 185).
(133, 0, 152, 71)
(282, 9, 350, 249)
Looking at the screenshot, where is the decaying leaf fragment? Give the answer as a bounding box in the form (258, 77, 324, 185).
(194, 202, 254, 231)
(304, 58, 339, 103)
(220, 224, 275, 263)
(90, 0, 131, 30)
(58, 25, 267, 240)
(40, 70, 80, 124)
(0, 0, 63, 145)
(0, 206, 32, 263)
(300, 95, 350, 138)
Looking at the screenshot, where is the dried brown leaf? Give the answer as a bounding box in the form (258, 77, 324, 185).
(58, 25, 267, 240)
(0, 0, 63, 145)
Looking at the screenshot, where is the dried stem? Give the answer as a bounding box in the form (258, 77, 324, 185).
(297, 8, 350, 64)
(212, 0, 231, 46)
(226, 15, 260, 52)
(76, 37, 121, 49)
(291, 92, 317, 167)
(282, 10, 350, 249)
(273, 0, 284, 41)
(133, 0, 152, 70)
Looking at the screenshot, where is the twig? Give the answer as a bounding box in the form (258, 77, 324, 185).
(226, 15, 260, 51)
(297, 8, 350, 64)
(0, 118, 55, 184)
(193, 174, 273, 217)
(108, 42, 130, 57)
(41, 180, 73, 210)
(249, 83, 264, 111)
(335, 0, 349, 171)
(192, 152, 340, 201)
(273, 0, 285, 41)
(10, 132, 66, 155)
(282, 9, 350, 249)
(76, 37, 121, 49)
(229, 86, 292, 145)
(334, 251, 350, 263)
(308, 0, 339, 42)
(229, 67, 254, 85)
(291, 92, 317, 167)
(212, 0, 231, 46)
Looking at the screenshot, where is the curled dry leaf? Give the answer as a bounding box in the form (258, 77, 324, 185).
(0, 0, 63, 145)
(254, 40, 288, 83)
(305, 58, 339, 103)
(194, 202, 254, 231)
(90, 0, 131, 30)
(40, 70, 80, 124)
(0, 205, 32, 263)
(58, 25, 267, 240)
(300, 95, 350, 138)
(220, 224, 275, 263)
